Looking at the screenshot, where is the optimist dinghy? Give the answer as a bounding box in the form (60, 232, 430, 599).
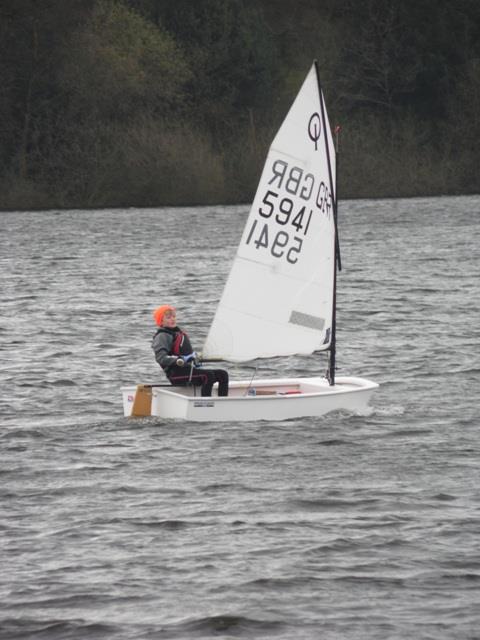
(122, 61, 378, 421)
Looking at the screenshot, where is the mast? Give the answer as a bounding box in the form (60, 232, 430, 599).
(314, 61, 341, 386)
(329, 127, 342, 386)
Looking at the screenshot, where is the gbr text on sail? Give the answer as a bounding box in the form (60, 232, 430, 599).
(244, 158, 334, 264)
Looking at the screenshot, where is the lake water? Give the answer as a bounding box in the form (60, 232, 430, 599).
(1, 196, 479, 639)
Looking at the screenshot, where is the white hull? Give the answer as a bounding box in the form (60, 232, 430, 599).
(121, 376, 378, 422)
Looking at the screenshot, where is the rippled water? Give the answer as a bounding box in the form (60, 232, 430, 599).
(1, 196, 479, 639)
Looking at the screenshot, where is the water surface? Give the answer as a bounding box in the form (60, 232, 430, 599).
(1, 196, 479, 639)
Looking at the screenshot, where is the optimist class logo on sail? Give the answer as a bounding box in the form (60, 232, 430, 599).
(308, 112, 322, 150)
(244, 158, 333, 265)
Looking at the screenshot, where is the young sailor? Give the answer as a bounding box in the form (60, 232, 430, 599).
(152, 305, 229, 397)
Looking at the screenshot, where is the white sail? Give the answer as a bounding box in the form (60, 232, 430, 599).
(203, 63, 337, 362)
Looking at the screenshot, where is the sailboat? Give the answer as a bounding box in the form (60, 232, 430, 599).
(121, 61, 378, 421)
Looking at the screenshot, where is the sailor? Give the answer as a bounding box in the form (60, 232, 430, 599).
(151, 305, 229, 397)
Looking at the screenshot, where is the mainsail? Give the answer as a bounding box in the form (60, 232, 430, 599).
(203, 63, 337, 362)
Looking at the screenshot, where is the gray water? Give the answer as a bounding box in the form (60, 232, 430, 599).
(1, 196, 479, 639)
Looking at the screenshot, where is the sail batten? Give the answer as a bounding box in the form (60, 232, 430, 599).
(203, 63, 337, 363)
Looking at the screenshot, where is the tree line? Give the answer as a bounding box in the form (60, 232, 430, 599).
(1, 0, 479, 210)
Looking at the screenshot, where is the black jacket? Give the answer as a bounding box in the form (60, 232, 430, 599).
(152, 327, 193, 372)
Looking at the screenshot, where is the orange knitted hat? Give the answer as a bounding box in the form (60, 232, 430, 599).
(153, 305, 176, 326)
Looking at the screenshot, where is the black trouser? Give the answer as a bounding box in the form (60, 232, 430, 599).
(168, 364, 229, 397)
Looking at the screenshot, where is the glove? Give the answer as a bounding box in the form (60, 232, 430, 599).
(182, 352, 197, 364)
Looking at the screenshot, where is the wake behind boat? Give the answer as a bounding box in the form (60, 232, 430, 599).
(122, 61, 378, 420)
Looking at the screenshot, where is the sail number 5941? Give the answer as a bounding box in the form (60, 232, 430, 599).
(245, 220, 303, 264)
(259, 191, 313, 232)
(243, 190, 312, 264)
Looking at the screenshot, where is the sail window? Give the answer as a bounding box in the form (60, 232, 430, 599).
(289, 311, 325, 331)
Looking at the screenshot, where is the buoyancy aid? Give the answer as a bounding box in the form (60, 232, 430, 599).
(155, 327, 194, 356)
(171, 330, 193, 356)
